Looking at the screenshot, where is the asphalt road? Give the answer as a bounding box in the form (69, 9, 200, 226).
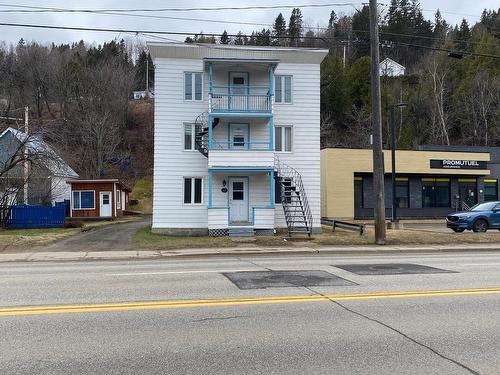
(1, 252, 500, 374)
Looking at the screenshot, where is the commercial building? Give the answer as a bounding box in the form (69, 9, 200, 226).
(321, 147, 499, 220)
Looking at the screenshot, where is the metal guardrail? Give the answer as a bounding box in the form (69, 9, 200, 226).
(322, 218, 365, 236)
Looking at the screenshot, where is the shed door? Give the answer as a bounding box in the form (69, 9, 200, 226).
(100, 192, 112, 217)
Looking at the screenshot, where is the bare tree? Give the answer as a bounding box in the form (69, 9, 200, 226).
(426, 56, 451, 145)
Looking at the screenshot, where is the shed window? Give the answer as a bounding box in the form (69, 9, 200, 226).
(73, 191, 95, 209)
(116, 189, 122, 209)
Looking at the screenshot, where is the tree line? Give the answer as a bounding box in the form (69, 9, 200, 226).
(187, 3, 500, 149)
(0, 39, 154, 180)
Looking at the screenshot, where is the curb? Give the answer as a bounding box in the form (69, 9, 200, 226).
(1, 246, 499, 263)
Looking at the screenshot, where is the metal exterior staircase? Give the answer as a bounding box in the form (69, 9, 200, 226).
(274, 156, 313, 237)
(194, 112, 219, 157)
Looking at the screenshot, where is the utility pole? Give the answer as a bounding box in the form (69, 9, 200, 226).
(146, 56, 149, 93)
(23, 106, 29, 205)
(369, 0, 386, 244)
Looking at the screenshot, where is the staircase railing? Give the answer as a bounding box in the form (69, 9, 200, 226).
(274, 155, 313, 236)
(194, 112, 221, 157)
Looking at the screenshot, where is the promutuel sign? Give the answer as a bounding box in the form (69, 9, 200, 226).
(430, 159, 488, 170)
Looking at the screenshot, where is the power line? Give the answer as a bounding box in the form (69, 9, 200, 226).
(0, 2, 362, 12)
(0, 22, 498, 59)
(0, 5, 493, 48)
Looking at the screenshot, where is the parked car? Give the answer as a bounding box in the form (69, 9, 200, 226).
(446, 201, 500, 233)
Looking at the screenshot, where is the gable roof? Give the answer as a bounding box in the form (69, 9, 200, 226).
(380, 57, 406, 70)
(0, 127, 78, 178)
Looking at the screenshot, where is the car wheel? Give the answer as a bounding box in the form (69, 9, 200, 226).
(452, 228, 465, 233)
(472, 219, 488, 233)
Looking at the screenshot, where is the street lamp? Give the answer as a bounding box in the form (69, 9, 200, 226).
(390, 103, 407, 223)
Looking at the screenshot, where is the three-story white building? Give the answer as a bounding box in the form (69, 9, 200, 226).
(148, 43, 327, 236)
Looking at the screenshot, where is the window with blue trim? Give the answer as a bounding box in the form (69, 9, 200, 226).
(274, 75, 292, 103)
(73, 191, 95, 209)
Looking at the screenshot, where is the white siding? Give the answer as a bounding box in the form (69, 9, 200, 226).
(253, 208, 274, 229)
(50, 176, 71, 205)
(208, 208, 228, 229)
(153, 58, 208, 229)
(209, 150, 273, 168)
(152, 50, 323, 232)
(273, 63, 322, 231)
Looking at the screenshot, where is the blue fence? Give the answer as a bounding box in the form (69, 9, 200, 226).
(7, 204, 66, 229)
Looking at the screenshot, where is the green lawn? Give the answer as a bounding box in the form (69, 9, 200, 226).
(133, 224, 500, 251)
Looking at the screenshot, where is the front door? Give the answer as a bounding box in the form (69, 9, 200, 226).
(458, 180, 477, 210)
(229, 72, 248, 111)
(229, 123, 248, 149)
(99, 192, 112, 217)
(229, 178, 248, 223)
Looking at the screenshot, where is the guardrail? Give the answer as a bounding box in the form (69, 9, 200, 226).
(322, 218, 365, 236)
(210, 93, 272, 113)
(210, 140, 271, 150)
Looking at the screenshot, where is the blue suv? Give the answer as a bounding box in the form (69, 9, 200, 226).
(446, 201, 500, 232)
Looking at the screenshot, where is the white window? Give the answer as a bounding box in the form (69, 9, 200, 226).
(274, 75, 292, 103)
(72, 191, 95, 210)
(116, 189, 122, 209)
(184, 123, 201, 150)
(183, 177, 203, 204)
(184, 72, 203, 101)
(275, 126, 292, 152)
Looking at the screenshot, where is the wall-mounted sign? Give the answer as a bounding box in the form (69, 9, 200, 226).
(221, 187, 228, 193)
(430, 159, 487, 170)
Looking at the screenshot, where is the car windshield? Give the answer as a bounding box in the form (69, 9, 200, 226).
(469, 202, 498, 211)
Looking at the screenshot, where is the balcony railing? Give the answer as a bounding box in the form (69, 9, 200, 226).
(209, 85, 272, 114)
(211, 141, 271, 150)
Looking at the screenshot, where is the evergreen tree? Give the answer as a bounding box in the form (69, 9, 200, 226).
(455, 19, 471, 50)
(234, 32, 246, 45)
(288, 8, 303, 47)
(433, 10, 449, 42)
(328, 11, 337, 34)
(273, 13, 287, 46)
(219, 30, 230, 45)
(255, 29, 271, 46)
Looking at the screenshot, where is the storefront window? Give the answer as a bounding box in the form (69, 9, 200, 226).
(422, 178, 450, 208)
(395, 178, 409, 208)
(354, 177, 363, 208)
(484, 179, 498, 202)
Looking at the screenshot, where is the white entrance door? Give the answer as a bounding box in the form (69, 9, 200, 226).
(229, 178, 248, 223)
(229, 123, 248, 149)
(99, 192, 112, 217)
(229, 72, 248, 111)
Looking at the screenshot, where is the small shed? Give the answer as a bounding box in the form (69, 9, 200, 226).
(67, 179, 131, 219)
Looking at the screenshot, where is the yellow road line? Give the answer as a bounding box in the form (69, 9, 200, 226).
(1, 287, 500, 317)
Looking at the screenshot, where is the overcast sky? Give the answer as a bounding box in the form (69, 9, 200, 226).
(0, 0, 497, 47)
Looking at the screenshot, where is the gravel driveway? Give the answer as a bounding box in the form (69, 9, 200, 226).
(40, 216, 151, 252)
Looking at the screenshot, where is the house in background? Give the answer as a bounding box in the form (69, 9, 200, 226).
(380, 58, 406, 77)
(133, 90, 154, 100)
(0, 127, 78, 206)
(148, 43, 327, 236)
(67, 179, 131, 219)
